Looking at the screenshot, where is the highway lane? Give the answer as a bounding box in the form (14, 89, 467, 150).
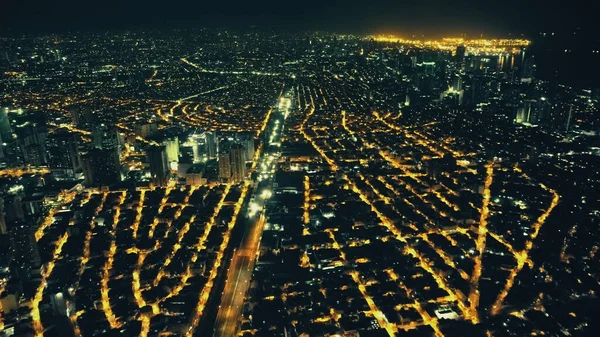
(213, 214, 266, 337)
(212, 93, 292, 337)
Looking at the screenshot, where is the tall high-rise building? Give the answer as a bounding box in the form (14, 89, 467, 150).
(0, 206, 6, 235)
(465, 76, 486, 106)
(8, 220, 41, 279)
(515, 99, 542, 124)
(3, 195, 25, 226)
(12, 111, 47, 166)
(515, 106, 527, 124)
(92, 124, 120, 150)
(565, 105, 574, 132)
(520, 54, 536, 83)
(456, 45, 466, 64)
(452, 75, 463, 91)
(535, 98, 552, 124)
(18, 125, 47, 165)
(0, 107, 12, 141)
(592, 88, 600, 102)
(0, 196, 14, 235)
(515, 47, 526, 70)
(147, 145, 170, 187)
(218, 151, 231, 182)
(50, 292, 68, 317)
(91, 125, 121, 177)
(187, 133, 205, 163)
(165, 137, 180, 164)
(205, 131, 218, 159)
(24, 143, 45, 166)
(135, 123, 158, 139)
(46, 130, 80, 180)
(82, 148, 121, 187)
(244, 135, 255, 161)
(230, 143, 246, 183)
(0, 137, 23, 166)
(71, 106, 94, 131)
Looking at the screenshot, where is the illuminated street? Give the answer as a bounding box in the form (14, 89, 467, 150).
(0, 26, 596, 337)
(213, 93, 292, 336)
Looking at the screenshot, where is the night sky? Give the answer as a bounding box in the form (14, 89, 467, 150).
(2, 0, 593, 37)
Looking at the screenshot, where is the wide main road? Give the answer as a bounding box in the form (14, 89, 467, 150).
(212, 93, 292, 337)
(213, 213, 266, 337)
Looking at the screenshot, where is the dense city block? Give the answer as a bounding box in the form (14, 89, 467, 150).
(0, 29, 599, 337)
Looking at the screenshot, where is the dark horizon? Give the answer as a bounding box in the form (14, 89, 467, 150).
(1, 0, 595, 38)
(3, 0, 598, 89)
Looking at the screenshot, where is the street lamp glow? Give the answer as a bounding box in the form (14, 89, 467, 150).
(260, 189, 272, 199)
(248, 202, 261, 217)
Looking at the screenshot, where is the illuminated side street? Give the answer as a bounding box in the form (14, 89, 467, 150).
(0, 26, 595, 337)
(469, 162, 495, 323)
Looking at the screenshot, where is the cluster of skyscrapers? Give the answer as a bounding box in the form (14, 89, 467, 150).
(218, 137, 254, 184)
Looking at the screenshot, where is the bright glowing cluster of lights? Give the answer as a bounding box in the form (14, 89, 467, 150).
(0, 167, 50, 178)
(372, 35, 530, 55)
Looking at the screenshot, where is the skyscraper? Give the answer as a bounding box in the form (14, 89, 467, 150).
(136, 123, 158, 139)
(71, 106, 94, 131)
(456, 45, 466, 64)
(218, 151, 231, 183)
(0, 199, 6, 235)
(91, 125, 121, 179)
(515, 99, 540, 124)
(8, 220, 41, 279)
(452, 75, 463, 91)
(465, 76, 486, 106)
(82, 148, 121, 187)
(147, 145, 170, 187)
(189, 133, 204, 163)
(46, 130, 80, 180)
(205, 131, 218, 159)
(2, 195, 25, 233)
(24, 143, 45, 166)
(12, 111, 47, 166)
(244, 134, 255, 161)
(92, 124, 120, 151)
(0, 107, 12, 141)
(165, 136, 180, 164)
(0, 136, 23, 166)
(520, 54, 536, 83)
(230, 143, 246, 183)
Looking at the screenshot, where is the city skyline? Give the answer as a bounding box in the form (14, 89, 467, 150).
(0, 20, 598, 337)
